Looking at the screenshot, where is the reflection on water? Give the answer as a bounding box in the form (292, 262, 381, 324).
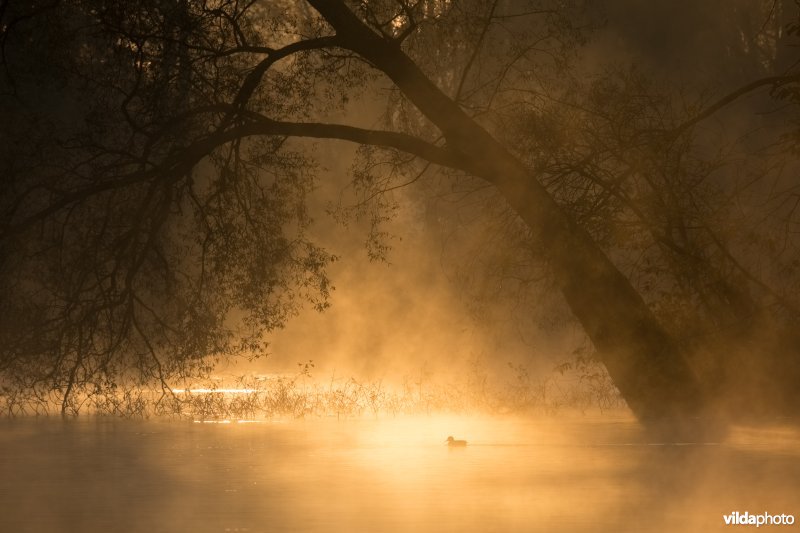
(0, 415, 798, 532)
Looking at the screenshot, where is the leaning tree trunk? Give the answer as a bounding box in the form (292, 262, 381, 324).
(309, 0, 710, 422)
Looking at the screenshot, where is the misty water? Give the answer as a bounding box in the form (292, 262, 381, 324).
(1, 415, 798, 533)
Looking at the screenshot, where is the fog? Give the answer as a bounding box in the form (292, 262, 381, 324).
(259, 148, 564, 385)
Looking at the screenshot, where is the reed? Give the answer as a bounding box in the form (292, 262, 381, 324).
(0, 358, 624, 418)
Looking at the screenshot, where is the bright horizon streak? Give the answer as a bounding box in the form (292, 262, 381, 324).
(171, 388, 259, 394)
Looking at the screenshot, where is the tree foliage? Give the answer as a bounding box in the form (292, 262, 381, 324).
(1, 0, 799, 419)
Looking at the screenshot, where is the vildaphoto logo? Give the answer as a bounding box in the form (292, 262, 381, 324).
(723, 512, 795, 527)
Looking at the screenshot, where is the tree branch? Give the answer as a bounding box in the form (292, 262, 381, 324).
(1, 112, 462, 240)
(674, 74, 800, 136)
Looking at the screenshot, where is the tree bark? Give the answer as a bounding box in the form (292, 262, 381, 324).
(308, 0, 710, 422)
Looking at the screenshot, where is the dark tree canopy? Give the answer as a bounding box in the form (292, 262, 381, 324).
(1, 0, 799, 421)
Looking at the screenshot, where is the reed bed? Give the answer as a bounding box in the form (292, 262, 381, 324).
(1, 358, 624, 419)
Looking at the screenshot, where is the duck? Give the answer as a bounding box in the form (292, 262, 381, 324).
(446, 436, 467, 447)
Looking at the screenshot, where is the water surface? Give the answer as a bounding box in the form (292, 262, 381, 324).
(1, 415, 797, 532)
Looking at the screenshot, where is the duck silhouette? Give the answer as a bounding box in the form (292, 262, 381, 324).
(445, 436, 467, 447)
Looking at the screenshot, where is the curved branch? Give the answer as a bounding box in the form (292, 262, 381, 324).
(235, 115, 462, 168)
(674, 73, 800, 136)
(1, 114, 462, 240)
(231, 35, 343, 111)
